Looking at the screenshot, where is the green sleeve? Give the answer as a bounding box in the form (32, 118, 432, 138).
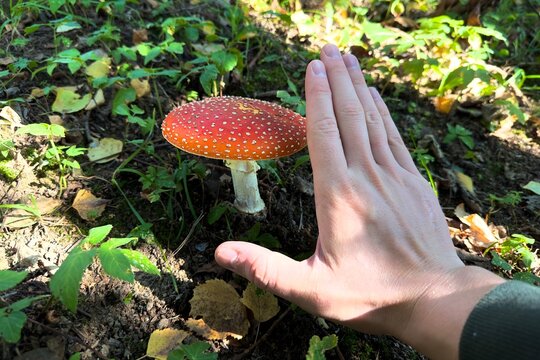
(460, 280, 540, 360)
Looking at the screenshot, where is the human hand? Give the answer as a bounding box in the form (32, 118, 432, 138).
(215, 44, 504, 358)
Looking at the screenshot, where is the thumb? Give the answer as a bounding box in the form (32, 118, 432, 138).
(215, 241, 311, 302)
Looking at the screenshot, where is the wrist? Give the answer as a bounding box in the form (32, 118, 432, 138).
(397, 266, 505, 360)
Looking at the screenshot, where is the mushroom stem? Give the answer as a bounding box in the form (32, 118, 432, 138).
(225, 159, 265, 214)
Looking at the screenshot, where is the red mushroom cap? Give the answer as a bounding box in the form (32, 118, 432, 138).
(161, 96, 307, 160)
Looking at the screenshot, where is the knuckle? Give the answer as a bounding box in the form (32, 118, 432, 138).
(339, 103, 363, 118)
(364, 110, 382, 124)
(310, 115, 339, 136)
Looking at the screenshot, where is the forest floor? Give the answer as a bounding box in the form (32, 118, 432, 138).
(1, 1, 539, 359)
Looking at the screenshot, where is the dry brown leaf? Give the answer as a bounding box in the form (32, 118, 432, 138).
(132, 29, 148, 44)
(189, 279, 249, 339)
(72, 189, 108, 221)
(85, 89, 105, 110)
(48, 115, 64, 126)
(185, 318, 241, 341)
(29, 88, 46, 99)
(240, 282, 279, 323)
(146, 328, 189, 360)
(0, 106, 22, 127)
(87, 137, 123, 163)
(454, 204, 498, 249)
(3, 197, 61, 229)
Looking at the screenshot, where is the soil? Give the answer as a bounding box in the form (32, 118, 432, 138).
(1, 1, 539, 360)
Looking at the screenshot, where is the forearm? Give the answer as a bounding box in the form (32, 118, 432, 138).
(398, 266, 505, 360)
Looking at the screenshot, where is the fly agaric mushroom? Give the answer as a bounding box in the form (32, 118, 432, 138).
(161, 96, 307, 214)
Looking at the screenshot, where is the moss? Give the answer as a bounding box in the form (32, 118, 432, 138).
(243, 65, 289, 95)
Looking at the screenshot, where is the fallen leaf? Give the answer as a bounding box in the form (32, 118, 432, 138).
(30, 88, 46, 99)
(0, 56, 15, 65)
(240, 282, 279, 322)
(52, 88, 92, 113)
(72, 189, 108, 221)
(146, 328, 189, 360)
(130, 78, 150, 98)
(0, 106, 22, 126)
(87, 138, 123, 163)
(48, 115, 64, 126)
(3, 198, 61, 229)
(189, 279, 249, 340)
(132, 29, 148, 44)
(454, 170, 475, 194)
(454, 204, 498, 248)
(433, 95, 456, 114)
(85, 57, 111, 78)
(523, 181, 540, 196)
(85, 89, 105, 110)
(185, 318, 241, 341)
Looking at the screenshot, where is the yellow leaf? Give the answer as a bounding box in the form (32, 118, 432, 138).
(185, 318, 242, 341)
(87, 138, 123, 163)
(146, 328, 189, 360)
(85, 89, 105, 110)
(189, 279, 249, 340)
(48, 115, 64, 125)
(29, 88, 46, 99)
(130, 78, 150, 98)
(454, 170, 475, 194)
(433, 95, 456, 114)
(72, 189, 108, 221)
(240, 282, 279, 322)
(85, 57, 111, 78)
(464, 213, 499, 247)
(52, 88, 92, 113)
(0, 106, 22, 125)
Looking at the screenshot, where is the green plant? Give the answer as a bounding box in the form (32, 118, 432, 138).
(240, 222, 281, 249)
(16, 123, 85, 194)
(0, 270, 48, 343)
(488, 234, 540, 285)
(49, 224, 160, 312)
(306, 334, 338, 360)
(443, 124, 475, 150)
(168, 341, 217, 360)
(488, 191, 522, 207)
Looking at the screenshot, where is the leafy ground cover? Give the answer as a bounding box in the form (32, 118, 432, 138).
(1, 0, 539, 359)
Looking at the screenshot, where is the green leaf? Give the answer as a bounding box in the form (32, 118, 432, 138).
(0, 310, 27, 343)
(207, 203, 229, 225)
(211, 50, 237, 74)
(199, 65, 218, 96)
(0, 270, 27, 291)
(513, 272, 540, 285)
(16, 123, 66, 138)
(56, 21, 82, 33)
(48, 0, 66, 13)
(68, 353, 81, 360)
(112, 88, 137, 116)
(120, 249, 160, 275)
(97, 248, 134, 282)
(144, 47, 162, 65)
(52, 88, 91, 113)
(84, 224, 113, 245)
(50, 247, 96, 312)
(168, 341, 217, 360)
(9, 295, 49, 312)
(100, 237, 136, 250)
(306, 334, 338, 360)
(166, 42, 184, 55)
(523, 181, 540, 195)
(490, 251, 512, 271)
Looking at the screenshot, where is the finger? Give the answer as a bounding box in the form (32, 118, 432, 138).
(215, 241, 311, 303)
(368, 88, 420, 175)
(342, 54, 398, 168)
(305, 59, 348, 178)
(319, 45, 374, 167)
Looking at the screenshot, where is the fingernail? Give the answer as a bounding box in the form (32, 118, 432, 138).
(343, 54, 360, 69)
(323, 44, 341, 58)
(311, 60, 326, 77)
(369, 87, 381, 99)
(216, 247, 238, 268)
